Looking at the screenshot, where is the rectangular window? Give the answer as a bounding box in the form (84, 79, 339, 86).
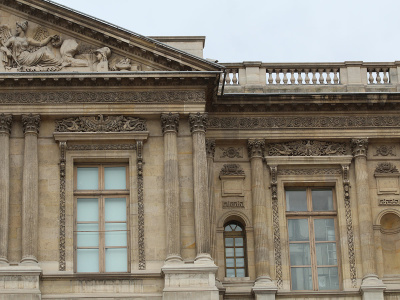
(75, 165, 129, 273)
(286, 187, 340, 291)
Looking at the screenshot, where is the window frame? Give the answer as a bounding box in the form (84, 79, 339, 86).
(73, 163, 130, 273)
(223, 221, 248, 278)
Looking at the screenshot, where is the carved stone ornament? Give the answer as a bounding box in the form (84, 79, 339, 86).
(223, 201, 244, 209)
(220, 147, 243, 159)
(375, 162, 399, 174)
(67, 144, 136, 151)
(277, 168, 342, 175)
(58, 141, 66, 271)
(206, 139, 216, 158)
(379, 199, 400, 206)
(267, 140, 348, 156)
(247, 139, 265, 159)
(374, 145, 396, 157)
(189, 112, 208, 133)
(161, 113, 179, 134)
(55, 115, 147, 132)
(0, 114, 12, 134)
(219, 164, 245, 177)
(22, 114, 40, 134)
(351, 138, 368, 157)
(136, 140, 146, 270)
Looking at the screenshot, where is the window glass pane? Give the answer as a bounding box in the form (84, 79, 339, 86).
(235, 238, 243, 247)
(226, 269, 235, 277)
(105, 198, 126, 222)
(236, 258, 245, 268)
(286, 190, 307, 211)
(318, 267, 339, 290)
(225, 225, 232, 231)
(291, 267, 312, 290)
(235, 248, 244, 257)
(288, 219, 309, 241)
(314, 219, 336, 241)
(105, 223, 127, 247)
(316, 243, 337, 265)
(225, 248, 234, 257)
(77, 198, 98, 222)
(225, 238, 234, 247)
(104, 167, 126, 190)
(77, 167, 98, 190)
(105, 248, 127, 272)
(234, 225, 243, 231)
(77, 223, 99, 247)
(226, 258, 234, 267)
(289, 243, 311, 265)
(236, 269, 245, 277)
(77, 249, 99, 272)
(312, 189, 333, 211)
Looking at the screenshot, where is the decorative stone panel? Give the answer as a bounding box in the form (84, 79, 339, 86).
(375, 162, 400, 195)
(219, 164, 245, 197)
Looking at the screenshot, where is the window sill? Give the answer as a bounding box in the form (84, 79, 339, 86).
(277, 290, 360, 297)
(223, 277, 253, 284)
(41, 271, 162, 280)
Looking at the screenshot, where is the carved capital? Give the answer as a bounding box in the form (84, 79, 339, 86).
(0, 114, 12, 135)
(22, 114, 40, 135)
(247, 139, 265, 159)
(206, 139, 216, 158)
(189, 112, 208, 133)
(351, 138, 368, 157)
(161, 113, 179, 134)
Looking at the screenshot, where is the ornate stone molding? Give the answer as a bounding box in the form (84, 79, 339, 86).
(22, 114, 40, 135)
(379, 199, 400, 206)
(277, 168, 342, 176)
(351, 138, 368, 157)
(342, 165, 357, 288)
(374, 145, 395, 157)
(0, 114, 12, 134)
(206, 139, 216, 159)
(267, 140, 348, 156)
(219, 164, 245, 177)
(247, 139, 265, 159)
(137, 140, 146, 270)
(56, 115, 147, 133)
(67, 144, 136, 151)
(375, 162, 399, 174)
(189, 112, 208, 133)
(220, 147, 243, 159)
(59, 142, 66, 271)
(161, 113, 179, 134)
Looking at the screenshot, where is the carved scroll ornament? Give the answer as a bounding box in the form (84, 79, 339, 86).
(206, 139, 216, 159)
(267, 140, 348, 156)
(374, 145, 395, 157)
(220, 147, 243, 159)
(375, 162, 399, 174)
(219, 164, 245, 177)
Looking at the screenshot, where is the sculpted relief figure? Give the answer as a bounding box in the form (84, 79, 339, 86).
(95, 47, 111, 72)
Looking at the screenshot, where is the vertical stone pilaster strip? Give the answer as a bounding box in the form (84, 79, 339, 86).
(137, 140, 146, 270)
(189, 112, 212, 261)
(270, 165, 283, 288)
(21, 114, 40, 264)
(161, 113, 182, 262)
(342, 164, 357, 288)
(59, 141, 66, 271)
(206, 139, 216, 260)
(0, 114, 12, 264)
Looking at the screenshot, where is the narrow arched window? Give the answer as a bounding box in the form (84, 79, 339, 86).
(224, 221, 247, 277)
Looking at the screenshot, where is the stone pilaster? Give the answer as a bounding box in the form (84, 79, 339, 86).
(189, 112, 211, 261)
(21, 114, 41, 264)
(206, 139, 217, 260)
(351, 138, 385, 299)
(161, 113, 182, 262)
(0, 114, 12, 264)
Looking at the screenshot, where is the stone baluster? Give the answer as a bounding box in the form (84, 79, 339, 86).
(383, 68, 389, 83)
(304, 69, 310, 84)
(376, 68, 382, 84)
(275, 69, 281, 84)
(267, 69, 274, 85)
(326, 69, 332, 84)
(21, 114, 41, 264)
(232, 69, 238, 85)
(318, 69, 324, 84)
(297, 69, 302, 84)
(0, 114, 12, 264)
(206, 139, 217, 260)
(225, 69, 231, 85)
(333, 69, 339, 84)
(289, 69, 295, 84)
(311, 69, 317, 84)
(368, 69, 374, 84)
(282, 69, 288, 84)
(189, 113, 212, 261)
(161, 113, 182, 262)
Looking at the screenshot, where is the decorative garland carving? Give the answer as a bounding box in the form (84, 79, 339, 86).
(342, 165, 357, 288)
(220, 147, 243, 159)
(277, 168, 342, 175)
(247, 139, 265, 158)
(206, 139, 216, 159)
(55, 115, 147, 132)
(22, 114, 40, 134)
(189, 112, 208, 133)
(270, 165, 283, 289)
(379, 199, 400, 206)
(223, 201, 244, 209)
(0, 114, 12, 134)
(136, 140, 146, 270)
(66, 144, 136, 151)
(58, 142, 66, 271)
(374, 145, 395, 157)
(208, 116, 400, 129)
(0, 91, 206, 104)
(351, 138, 368, 157)
(219, 164, 245, 177)
(161, 113, 179, 134)
(375, 162, 399, 174)
(267, 140, 348, 156)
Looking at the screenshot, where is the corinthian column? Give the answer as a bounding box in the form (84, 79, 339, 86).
(206, 139, 216, 260)
(21, 114, 40, 264)
(0, 114, 12, 264)
(161, 113, 182, 262)
(189, 113, 212, 261)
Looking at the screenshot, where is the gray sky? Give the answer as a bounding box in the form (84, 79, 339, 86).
(50, 0, 400, 63)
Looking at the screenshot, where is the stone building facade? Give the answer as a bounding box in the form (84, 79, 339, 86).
(0, 1, 399, 299)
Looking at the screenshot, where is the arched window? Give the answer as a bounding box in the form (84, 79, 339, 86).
(224, 221, 247, 277)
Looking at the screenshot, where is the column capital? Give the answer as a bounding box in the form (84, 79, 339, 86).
(0, 114, 12, 135)
(161, 112, 179, 134)
(247, 139, 265, 159)
(189, 112, 208, 133)
(22, 114, 40, 135)
(206, 139, 216, 159)
(351, 138, 368, 157)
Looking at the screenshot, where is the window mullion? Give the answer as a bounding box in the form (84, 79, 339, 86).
(309, 216, 318, 291)
(99, 196, 105, 273)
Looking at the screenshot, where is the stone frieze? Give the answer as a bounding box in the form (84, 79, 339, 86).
(267, 140, 348, 156)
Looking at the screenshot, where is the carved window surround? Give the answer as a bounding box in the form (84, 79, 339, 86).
(54, 132, 149, 142)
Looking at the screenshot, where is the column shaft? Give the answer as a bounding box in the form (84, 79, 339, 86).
(206, 139, 216, 260)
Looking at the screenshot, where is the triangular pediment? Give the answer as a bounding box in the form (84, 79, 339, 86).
(0, 0, 222, 73)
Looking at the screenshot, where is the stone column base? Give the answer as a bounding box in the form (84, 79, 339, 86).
(162, 260, 219, 300)
(360, 274, 386, 300)
(252, 276, 277, 300)
(0, 265, 42, 300)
